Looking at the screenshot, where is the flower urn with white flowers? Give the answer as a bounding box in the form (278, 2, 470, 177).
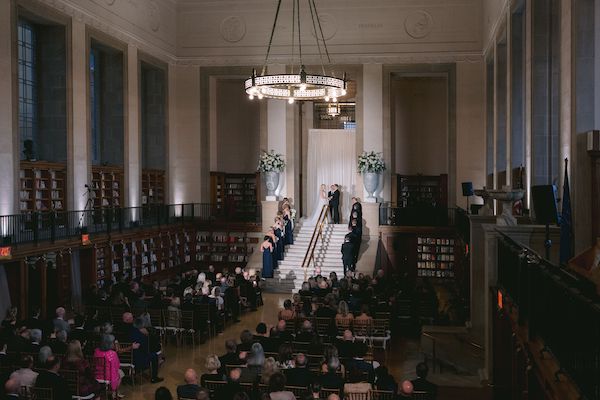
(258, 150, 286, 198)
(357, 151, 386, 199)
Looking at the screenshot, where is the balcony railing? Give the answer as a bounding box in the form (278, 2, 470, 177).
(0, 203, 214, 246)
(379, 206, 457, 227)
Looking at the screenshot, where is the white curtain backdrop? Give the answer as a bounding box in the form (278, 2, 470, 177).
(306, 129, 356, 223)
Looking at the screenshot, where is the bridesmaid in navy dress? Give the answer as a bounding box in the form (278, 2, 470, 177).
(274, 218, 285, 261)
(260, 236, 274, 278)
(283, 205, 294, 245)
(266, 228, 279, 270)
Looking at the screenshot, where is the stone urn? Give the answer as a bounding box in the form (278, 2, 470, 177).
(363, 172, 380, 199)
(264, 171, 280, 198)
(487, 187, 525, 226)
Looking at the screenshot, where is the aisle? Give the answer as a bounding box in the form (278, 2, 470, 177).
(122, 294, 284, 399)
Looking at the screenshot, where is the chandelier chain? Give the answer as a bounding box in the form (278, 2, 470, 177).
(297, 0, 302, 67)
(308, 0, 326, 75)
(312, 0, 332, 64)
(291, 0, 296, 74)
(262, 0, 283, 75)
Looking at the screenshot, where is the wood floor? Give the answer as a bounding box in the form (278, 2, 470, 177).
(121, 293, 491, 400)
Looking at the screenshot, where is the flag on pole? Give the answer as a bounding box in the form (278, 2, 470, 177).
(559, 158, 573, 264)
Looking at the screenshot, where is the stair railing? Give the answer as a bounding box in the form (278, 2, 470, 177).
(301, 204, 330, 282)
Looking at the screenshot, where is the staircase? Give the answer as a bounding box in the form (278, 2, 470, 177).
(264, 221, 348, 293)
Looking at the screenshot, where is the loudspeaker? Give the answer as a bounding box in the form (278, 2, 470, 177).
(461, 182, 474, 197)
(531, 185, 559, 225)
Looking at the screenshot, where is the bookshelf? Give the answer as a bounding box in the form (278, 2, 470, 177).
(210, 172, 260, 221)
(142, 169, 165, 205)
(397, 174, 448, 208)
(416, 236, 455, 278)
(19, 161, 66, 212)
(91, 166, 123, 209)
(195, 230, 258, 270)
(94, 245, 109, 289)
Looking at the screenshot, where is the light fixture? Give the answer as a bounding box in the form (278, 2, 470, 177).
(245, 0, 347, 103)
(327, 103, 340, 117)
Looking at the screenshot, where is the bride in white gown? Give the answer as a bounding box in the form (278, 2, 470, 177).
(305, 184, 329, 226)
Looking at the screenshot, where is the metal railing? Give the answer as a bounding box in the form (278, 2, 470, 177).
(0, 203, 214, 246)
(300, 205, 330, 281)
(379, 206, 457, 227)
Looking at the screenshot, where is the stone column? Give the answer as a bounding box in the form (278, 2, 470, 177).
(261, 200, 279, 232)
(69, 20, 90, 212)
(265, 65, 291, 200)
(362, 64, 385, 201)
(0, 0, 17, 220)
(125, 44, 141, 210)
(168, 64, 202, 204)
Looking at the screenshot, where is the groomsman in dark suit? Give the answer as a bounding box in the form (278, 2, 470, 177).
(328, 184, 341, 224)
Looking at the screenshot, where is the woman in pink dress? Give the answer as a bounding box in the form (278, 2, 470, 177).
(93, 334, 122, 398)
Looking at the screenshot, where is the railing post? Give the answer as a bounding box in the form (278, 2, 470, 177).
(118, 207, 123, 233)
(107, 208, 112, 235)
(32, 212, 39, 245)
(181, 204, 184, 224)
(50, 212, 56, 243)
(191, 203, 195, 220)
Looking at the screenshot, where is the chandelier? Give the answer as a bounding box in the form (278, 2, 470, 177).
(245, 0, 347, 104)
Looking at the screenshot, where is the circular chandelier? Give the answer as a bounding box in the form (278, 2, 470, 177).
(245, 0, 347, 104)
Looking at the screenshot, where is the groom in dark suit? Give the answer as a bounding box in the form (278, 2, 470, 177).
(328, 184, 340, 224)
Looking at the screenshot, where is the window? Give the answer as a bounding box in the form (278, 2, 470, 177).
(90, 48, 100, 165)
(18, 19, 37, 159)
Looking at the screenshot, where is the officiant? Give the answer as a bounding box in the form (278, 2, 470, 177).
(328, 184, 341, 224)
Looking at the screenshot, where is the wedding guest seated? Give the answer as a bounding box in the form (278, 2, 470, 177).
(22, 308, 44, 334)
(278, 300, 295, 321)
(155, 386, 173, 400)
(52, 307, 70, 333)
(335, 330, 356, 359)
(62, 340, 101, 397)
(240, 343, 264, 383)
(27, 329, 42, 354)
(94, 334, 122, 398)
(375, 366, 398, 394)
(4, 378, 20, 399)
(215, 368, 243, 400)
(315, 295, 336, 319)
(238, 330, 254, 352)
(335, 301, 354, 325)
(411, 362, 438, 398)
(318, 357, 344, 395)
(270, 320, 293, 343)
(35, 356, 72, 399)
(354, 305, 373, 324)
(9, 355, 38, 388)
(261, 357, 279, 385)
(48, 329, 68, 355)
(399, 380, 414, 398)
(345, 342, 374, 383)
(218, 340, 243, 376)
(344, 366, 372, 396)
(130, 318, 163, 383)
(177, 368, 200, 399)
(200, 355, 225, 386)
(275, 343, 294, 370)
(295, 320, 314, 343)
(284, 353, 314, 388)
(37, 346, 53, 368)
(267, 372, 295, 400)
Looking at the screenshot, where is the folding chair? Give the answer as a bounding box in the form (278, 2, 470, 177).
(147, 308, 166, 345)
(345, 392, 369, 400)
(292, 341, 309, 353)
(30, 387, 53, 400)
(319, 388, 340, 399)
(335, 317, 353, 336)
(314, 317, 333, 337)
(370, 319, 391, 350)
(285, 385, 308, 398)
(412, 390, 434, 400)
(203, 380, 226, 395)
(370, 389, 395, 400)
(59, 369, 95, 400)
(165, 310, 183, 345)
(196, 304, 216, 339)
(180, 310, 197, 346)
(91, 355, 111, 398)
(115, 342, 138, 385)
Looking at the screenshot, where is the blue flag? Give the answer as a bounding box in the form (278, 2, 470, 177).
(559, 158, 573, 264)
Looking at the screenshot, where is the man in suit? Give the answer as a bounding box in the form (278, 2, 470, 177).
(344, 342, 375, 383)
(341, 234, 355, 274)
(318, 357, 344, 395)
(52, 307, 70, 334)
(284, 353, 315, 388)
(411, 362, 438, 398)
(218, 340, 243, 376)
(177, 368, 200, 399)
(215, 368, 243, 400)
(35, 357, 71, 399)
(27, 329, 42, 354)
(4, 379, 20, 399)
(254, 322, 280, 353)
(328, 184, 341, 224)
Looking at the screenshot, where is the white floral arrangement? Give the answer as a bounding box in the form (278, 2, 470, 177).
(257, 150, 286, 172)
(357, 151, 386, 173)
